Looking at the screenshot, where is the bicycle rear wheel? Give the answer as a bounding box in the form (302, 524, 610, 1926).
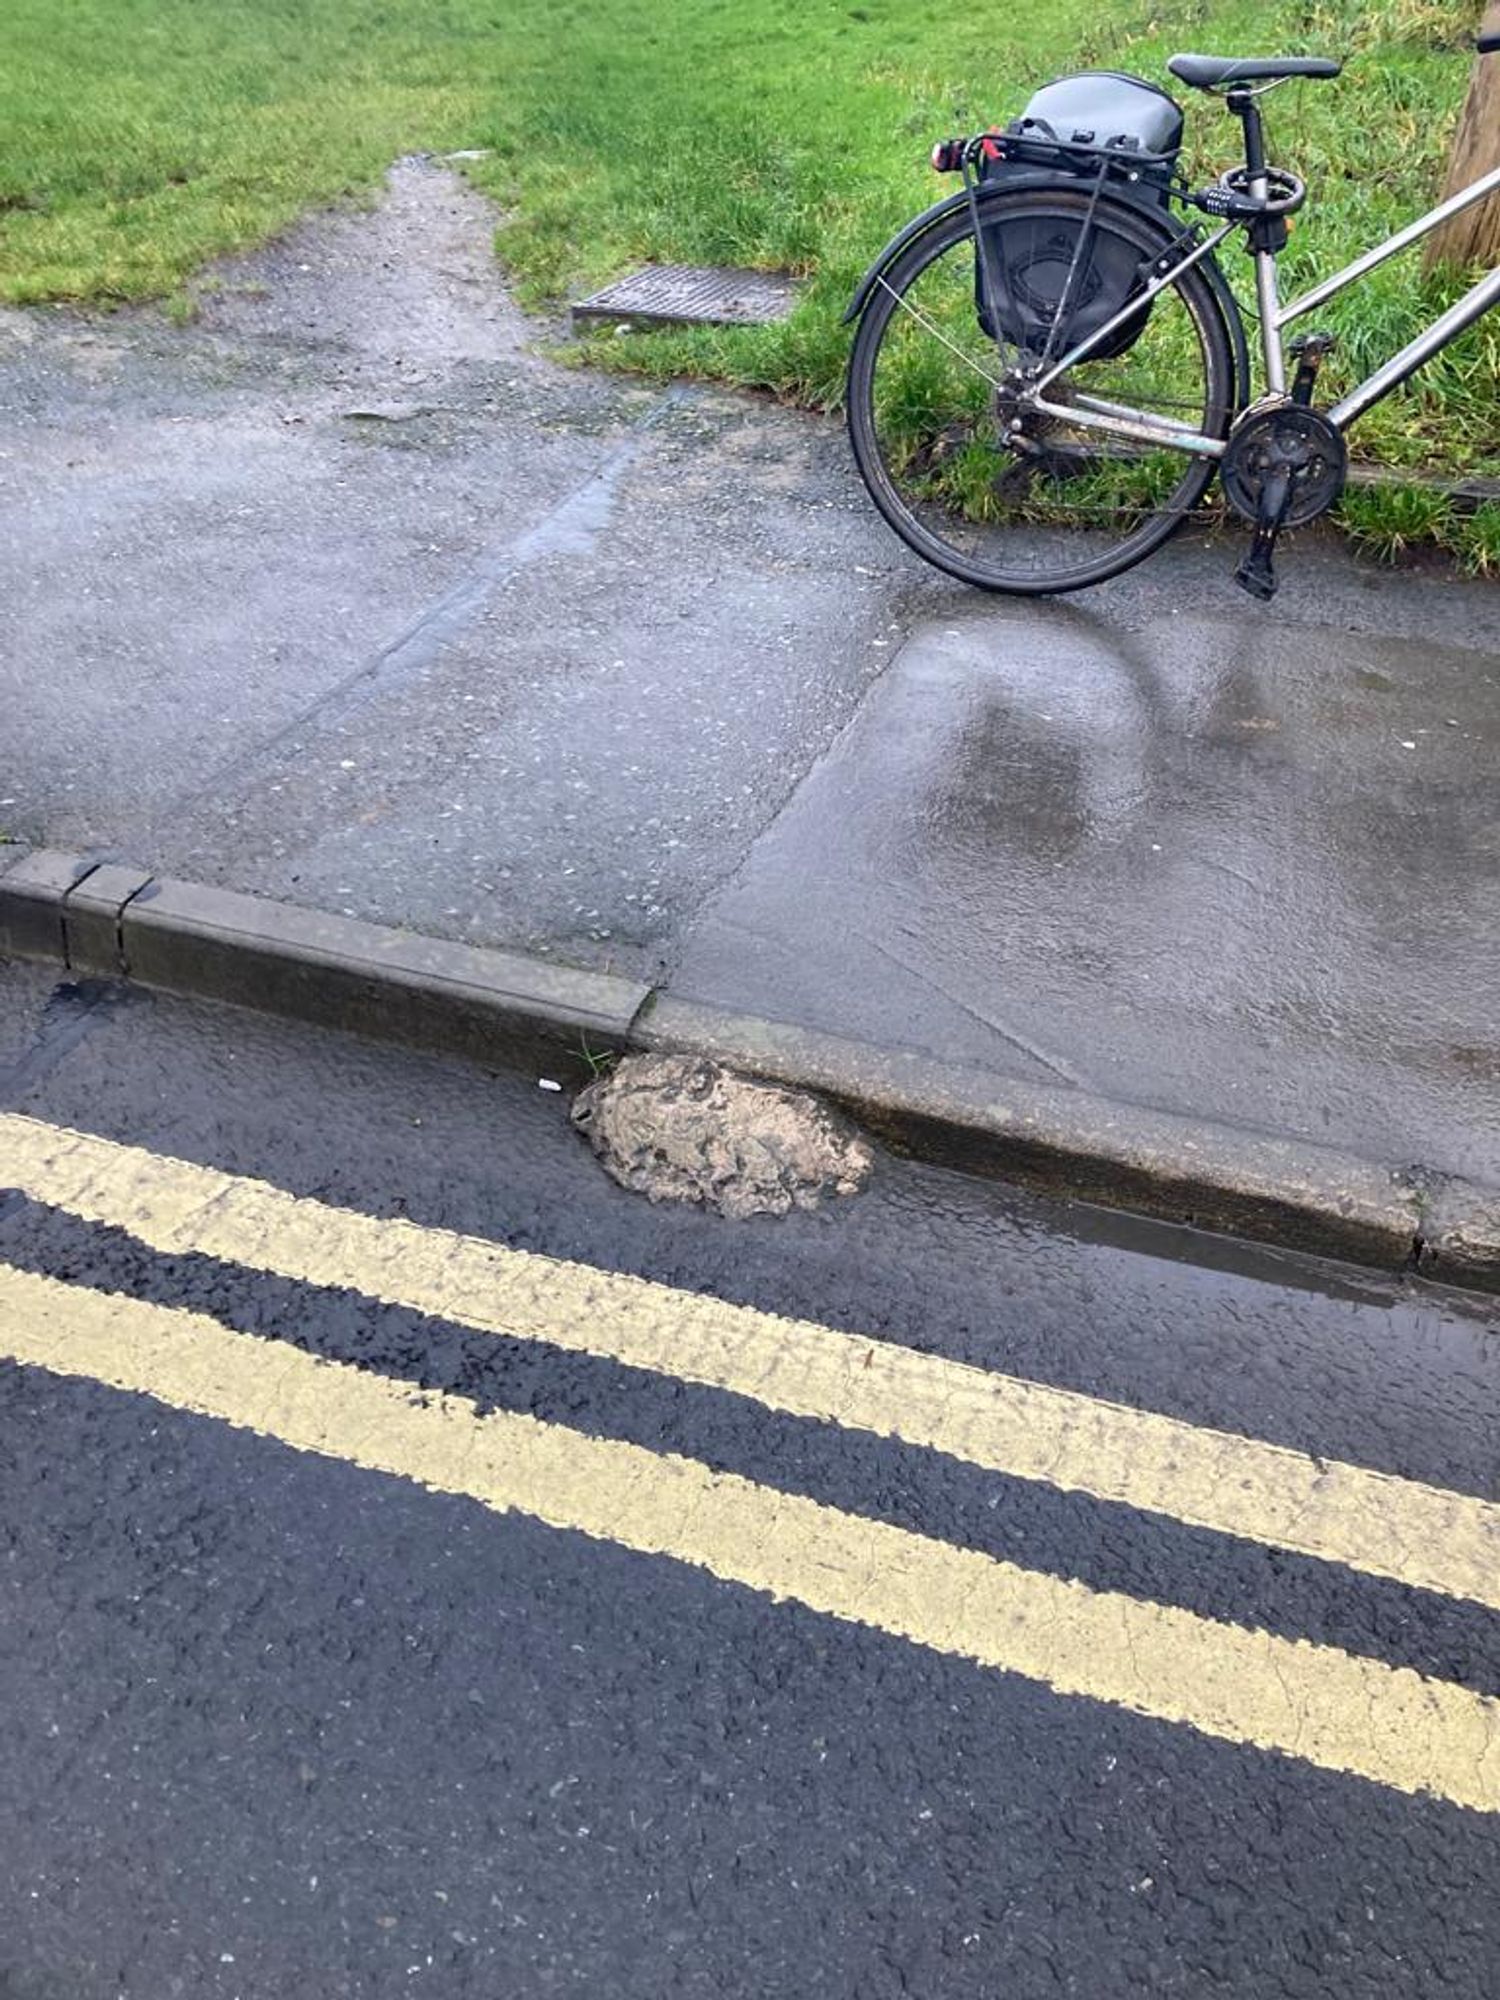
(846, 190, 1236, 594)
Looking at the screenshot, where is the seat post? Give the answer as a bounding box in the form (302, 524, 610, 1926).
(1229, 86, 1268, 179)
(1228, 86, 1287, 394)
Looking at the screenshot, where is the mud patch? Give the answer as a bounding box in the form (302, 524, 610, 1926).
(189, 154, 549, 373)
(573, 1054, 873, 1218)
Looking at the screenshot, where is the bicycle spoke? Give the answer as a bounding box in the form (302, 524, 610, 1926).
(849, 189, 1231, 591)
(875, 274, 1009, 389)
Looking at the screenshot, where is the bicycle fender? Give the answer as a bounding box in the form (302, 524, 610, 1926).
(842, 171, 1119, 324)
(842, 188, 975, 324)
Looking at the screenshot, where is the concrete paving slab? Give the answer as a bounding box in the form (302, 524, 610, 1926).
(672, 605, 1500, 1183)
(119, 872, 649, 1067)
(0, 849, 97, 965)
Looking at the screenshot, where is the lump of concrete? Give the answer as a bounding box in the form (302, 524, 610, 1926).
(572, 1054, 873, 1219)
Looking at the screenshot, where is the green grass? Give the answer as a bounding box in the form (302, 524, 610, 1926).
(4, 0, 1499, 561)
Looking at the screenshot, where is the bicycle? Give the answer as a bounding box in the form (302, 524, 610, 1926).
(844, 38, 1500, 600)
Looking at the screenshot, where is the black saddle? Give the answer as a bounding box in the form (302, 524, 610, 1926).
(1168, 53, 1342, 91)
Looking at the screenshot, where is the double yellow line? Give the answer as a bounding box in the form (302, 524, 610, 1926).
(2, 1112, 1497, 1811)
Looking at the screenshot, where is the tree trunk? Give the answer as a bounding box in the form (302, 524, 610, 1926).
(1424, 3, 1500, 272)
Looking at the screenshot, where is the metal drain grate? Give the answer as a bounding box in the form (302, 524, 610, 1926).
(571, 264, 799, 333)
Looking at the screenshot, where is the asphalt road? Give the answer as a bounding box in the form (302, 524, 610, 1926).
(1, 958, 1497, 1999)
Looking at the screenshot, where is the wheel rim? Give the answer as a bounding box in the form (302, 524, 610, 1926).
(853, 199, 1230, 592)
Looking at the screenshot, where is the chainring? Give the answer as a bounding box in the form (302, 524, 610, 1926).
(1220, 401, 1347, 530)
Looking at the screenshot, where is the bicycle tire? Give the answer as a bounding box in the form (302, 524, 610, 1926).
(846, 189, 1238, 594)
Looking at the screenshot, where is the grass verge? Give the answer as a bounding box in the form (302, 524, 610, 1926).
(4, 0, 1498, 561)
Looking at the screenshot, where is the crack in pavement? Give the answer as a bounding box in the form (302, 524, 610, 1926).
(864, 931, 1091, 1089)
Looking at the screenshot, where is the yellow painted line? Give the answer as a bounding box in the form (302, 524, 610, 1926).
(1, 1261, 1497, 1812)
(3, 1111, 1498, 1614)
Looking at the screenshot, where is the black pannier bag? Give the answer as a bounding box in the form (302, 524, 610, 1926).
(974, 72, 1184, 359)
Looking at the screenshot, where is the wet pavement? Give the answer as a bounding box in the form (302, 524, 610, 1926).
(674, 605, 1500, 1181)
(2, 157, 1497, 1187)
(0, 159, 902, 975)
(1, 960, 1498, 1998)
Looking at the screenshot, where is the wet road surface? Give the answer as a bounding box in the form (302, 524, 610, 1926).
(1, 960, 1497, 1997)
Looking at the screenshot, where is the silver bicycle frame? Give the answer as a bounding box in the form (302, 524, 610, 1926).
(1280, 161, 1500, 426)
(1024, 157, 1500, 458)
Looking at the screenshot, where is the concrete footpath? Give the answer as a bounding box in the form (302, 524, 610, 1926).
(2, 159, 1497, 1278)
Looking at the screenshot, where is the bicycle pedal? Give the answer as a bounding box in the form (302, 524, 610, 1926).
(1234, 547, 1279, 600)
